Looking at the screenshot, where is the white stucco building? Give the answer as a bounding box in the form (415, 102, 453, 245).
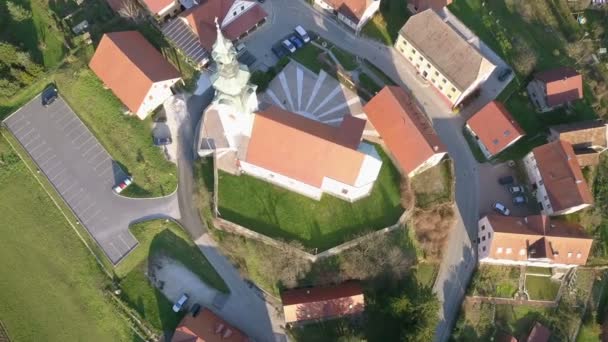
(198, 22, 382, 202)
(315, 0, 380, 33)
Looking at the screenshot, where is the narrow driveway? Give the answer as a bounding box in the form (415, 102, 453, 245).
(171, 92, 287, 342)
(3, 95, 180, 264)
(241, 2, 511, 340)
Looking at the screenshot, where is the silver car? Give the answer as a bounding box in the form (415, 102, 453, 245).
(172, 294, 189, 312)
(493, 202, 511, 216)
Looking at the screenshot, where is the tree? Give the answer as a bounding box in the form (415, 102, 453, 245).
(7, 1, 31, 22)
(117, 0, 143, 22)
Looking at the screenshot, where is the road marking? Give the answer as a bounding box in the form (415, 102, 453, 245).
(71, 129, 88, 144)
(44, 161, 63, 174)
(17, 127, 35, 140)
(65, 188, 84, 204)
(23, 135, 41, 149)
(11, 123, 30, 135)
(49, 168, 66, 182)
(76, 135, 94, 150)
(38, 154, 57, 168)
(88, 149, 106, 163)
(79, 202, 96, 216)
(81, 142, 99, 156)
(93, 156, 110, 170)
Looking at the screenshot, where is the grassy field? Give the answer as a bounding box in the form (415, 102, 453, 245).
(330, 46, 358, 71)
(214, 146, 403, 251)
(525, 275, 560, 301)
(468, 265, 520, 298)
(116, 220, 228, 333)
(55, 66, 177, 197)
(411, 160, 454, 208)
(292, 43, 325, 74)
(0, 135, 136, 341)
(362, 0, 410, 45)
(358, 72, 382, 95)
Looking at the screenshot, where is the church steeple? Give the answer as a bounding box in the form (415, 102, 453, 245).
(211, 17, 236, 65)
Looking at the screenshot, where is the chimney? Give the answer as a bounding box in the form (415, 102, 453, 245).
(433, 145, 439, 151)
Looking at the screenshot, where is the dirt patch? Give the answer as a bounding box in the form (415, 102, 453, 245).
(410, 161, 454, 209)
(411, 203, 455, 261)
(148, 255, 221, 311)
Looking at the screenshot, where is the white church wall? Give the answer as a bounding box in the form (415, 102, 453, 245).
(135, 78, 181, 119)
(215, 103, 254, 149)
(321, 177, 374, 202)
(239, 161, 324, 200)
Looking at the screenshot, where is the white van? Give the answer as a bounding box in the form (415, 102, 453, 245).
(294, 25, 310, 43)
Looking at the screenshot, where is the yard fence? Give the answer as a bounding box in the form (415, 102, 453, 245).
(0, 320, 12, 342)
(465, 295, 558, 308)
(212, 210, 411, 263)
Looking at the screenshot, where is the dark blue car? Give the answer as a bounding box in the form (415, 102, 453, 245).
(271, 45, 288, 59)
(289, 35, 303, 49)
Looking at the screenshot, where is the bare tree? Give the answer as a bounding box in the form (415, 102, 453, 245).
(118, 0, 143, 23)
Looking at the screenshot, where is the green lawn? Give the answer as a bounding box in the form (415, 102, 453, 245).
(411, 160, 453, 208)
(116, 220, 228, 333)
(291, 43, 325, 74)
(358, 72, 382, 95)
(330, 47, 358, 71)
(525, 275, 560, 301)
(214, 146, 403, 251)
(362, 0, 410, 45)
(495, 304, 551, 339)
(0, 134, 136, 341)
(526, 266, 553, 276)
(55, 67, 177, 197)
(469, 265, 520, 298)
(414, 262, 439, 287)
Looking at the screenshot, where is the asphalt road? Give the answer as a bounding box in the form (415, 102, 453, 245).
(240, 1, 512, 340)
(3, 95, 180, 264)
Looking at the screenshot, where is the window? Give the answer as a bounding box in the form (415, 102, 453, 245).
(496, 247, 503, 254)
(488, 232, 491, 238)
(519, 249, 526, 256)
(544, 195, 548, 200)
(482, 236, 486, 241)
(577, 253, 582, 258)
(416, 64, 420, 69)
(418, 56, 423, 61)
(402, 40, 407, 46)
(481, 225, 486, 231)
(506, 248, 512, 254)
(400, 47, 404, 53)
(438, 85, 443, 90)
(547, 204, 552, 209)
(451, 87, 456, 92)
(411, 49, 416, 54)
(482, 246, 486, 252)
(539, 180, 544, 185)
(233, 11, 237, 15)
(342, 189, 348, 194)
(447, 94, 452, 99)
(568, 252, 572, 258)
(269, 174, 275, 178)
(426, 63, 431, 68)
(408, 56, 413, 61)
(492, 139, 499, 145)
(434, 71, 439, 76)
(241, 5, 244, 10)
(431, 78, 436, 83)
(442, 78, 447, 84)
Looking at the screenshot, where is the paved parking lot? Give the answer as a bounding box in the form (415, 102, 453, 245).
(478, 162, 534, 217)
(4, 95, 139, 264)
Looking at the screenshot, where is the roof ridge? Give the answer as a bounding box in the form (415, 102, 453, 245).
(106, 32, 156, 85)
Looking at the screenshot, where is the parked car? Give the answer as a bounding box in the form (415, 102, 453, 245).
(498, 176, 514, 185)
(153, 137, 172, 146)
(172, 294, 189, 313)
(294, 25, 311, 43)
(289, 35, 303, 49)
(497, 68, 513, 82)
(282, 39, 296, 53)
(512, 195, 527, 205)
(42, 87, 58, 107)
(113, 176, 133, 194)
(508, 185, 525, 194)
(190, 303, 201, 317)
(271, 45, 288, 59)
(235, 43, 246, 55)
(493, 202, 511, 216)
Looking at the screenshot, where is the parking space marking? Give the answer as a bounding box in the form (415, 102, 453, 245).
(93, 156, 110, 170)
(45, 160, 63, 175)
(38, 154, 57, 168)
(81, 142, 99, 156)
(65, 188, 85, 204)
(72, 130, 89, 144)
(118, 234, 131, 250)
(29, 141, 47, 154)
(88, 149, 106, 163)
(59, 182, 77, 195)
(76, 135, 94, 149)
(6, 113, 26, 125)
(23, 135, 41, 149)
(17, 127, 35, 140)
(31, 146, 50, 160)
(63, 120, 81, 134)
(49, 169, 66, 183)
(79, 202, 96, 216)
(57, 113, 74, 126)
(54, 176, 69, 189)
(11, 123, 31, 135)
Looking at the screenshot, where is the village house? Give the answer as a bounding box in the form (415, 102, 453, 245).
(526, 67, 584, 112)
(527, 322, 551, 342)
(198, 22, 382, 202)
(172, 308, 250, 342)
(281, 282, 365, 325)
(523, 140, 593, 216)
(465, 100, 525, 159)
(162, 0, 267, 67)
(395, 9, 496, 108)
(138, 0, 181, 21)
(89, 31, 181, 120)
(314, 0, 380, 33)
(407, 0, 452, 13)
(363, 86, 447, 177)
(477, 214, 593, 268)
(548, 120, 607, 167)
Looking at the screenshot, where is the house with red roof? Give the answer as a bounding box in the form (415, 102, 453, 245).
(139, 0, 181, 21)
(281, 281, 365, 325)
(477, 214, 593, 268)
(527, 67, 583, 112)
(89, 31, 181, 119)
(172, 308, 250, 342)
(314, 0, 380, 33)
(522, 140, 593, 216)
(465, 101, 525, 159)
(363, 86, 447, 177)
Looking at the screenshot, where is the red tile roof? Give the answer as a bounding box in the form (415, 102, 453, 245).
(532, 140, 593, 213)
(323, 0, 370, 22)
(181, 0, 267, 50)
(172, 309, 249, 342)
(466, 101, 525, 156)
(410, 0, 453, 11)
(281, 282, 365, 323)
(527, 322, 550, 342)
(363, 86, 446, 175)
(483, 214, 593, 265)
(535, 67, 583, 107)
(246, 106, 368, 187)
(89, 31, 180, 114)
(141, 0, 175, 14)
